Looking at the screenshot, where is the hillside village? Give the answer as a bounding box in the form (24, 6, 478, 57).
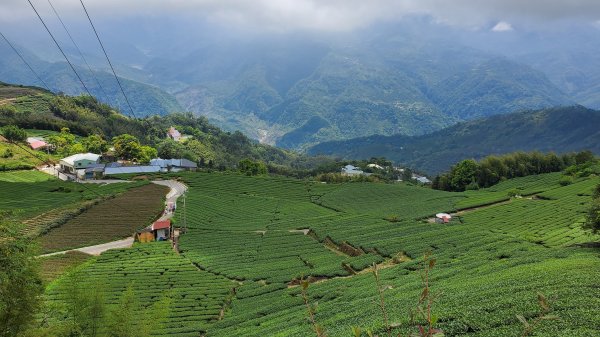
(24, 126, 198, 181)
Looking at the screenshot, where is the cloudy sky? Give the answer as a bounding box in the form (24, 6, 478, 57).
(1, 0, 600, 32)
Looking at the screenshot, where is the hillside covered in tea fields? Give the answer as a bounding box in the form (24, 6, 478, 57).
(4, 168, 597, 336)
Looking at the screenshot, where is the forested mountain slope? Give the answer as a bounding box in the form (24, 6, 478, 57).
(308, 106, 600, 174)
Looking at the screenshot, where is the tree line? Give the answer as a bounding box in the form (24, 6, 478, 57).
(432, 151, 597, 192)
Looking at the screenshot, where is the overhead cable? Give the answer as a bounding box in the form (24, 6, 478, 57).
(27, 0, 93, 97)
(46, 0, 109, 99)
(79, 0, 138, 119)
(0, 31, 52, 92)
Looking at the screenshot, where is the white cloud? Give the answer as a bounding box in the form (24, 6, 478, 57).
(1, 0, 600, 32)
(492, 21, 514, 32)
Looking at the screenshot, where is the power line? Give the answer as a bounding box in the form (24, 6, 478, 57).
(0, 31, 51, 92)
(78, 0, 138, 119)
(27, 0, 93, 97)
(46, 0, 109, 100)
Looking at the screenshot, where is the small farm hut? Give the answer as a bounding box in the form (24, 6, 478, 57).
(152, 219, 171, 241)
(135, 228, 154, 243)
(435, 213, 452, 223)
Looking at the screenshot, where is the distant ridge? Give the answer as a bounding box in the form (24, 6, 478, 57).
(308, 105, 600, 174)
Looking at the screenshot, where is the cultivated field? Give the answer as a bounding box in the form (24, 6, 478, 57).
(40, 172, 600, 336)
(46, 243, 234, 336)
(39, 251, 92, 283)
(40, 183, 168, 253)
(0, 171, 145, 238)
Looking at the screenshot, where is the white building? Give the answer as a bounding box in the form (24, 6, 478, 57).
(59, 153, 101, 174)
(341, 164, 365, 176)
(367, 163, 384, 170)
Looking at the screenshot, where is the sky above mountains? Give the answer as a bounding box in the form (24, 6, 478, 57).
(2, 0, 600, 33)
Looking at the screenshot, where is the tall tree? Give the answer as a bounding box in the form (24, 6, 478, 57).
(112, 134, 143, 161)
(0, 222, 43, 337)
(450, 159, 478, 191)
(108, 286, 140, 337)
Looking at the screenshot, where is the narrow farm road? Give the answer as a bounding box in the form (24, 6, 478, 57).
(39, 238, 134, 257)
(38, 179, 187, 258)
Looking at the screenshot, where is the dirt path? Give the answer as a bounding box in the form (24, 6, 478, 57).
(425, 197, 521, 223)
(39, 238, 134, 258)
(37, 180, 187, 258)
(150, 180, 187, 222)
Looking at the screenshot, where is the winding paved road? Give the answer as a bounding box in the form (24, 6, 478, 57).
(38, 180, 187, 258)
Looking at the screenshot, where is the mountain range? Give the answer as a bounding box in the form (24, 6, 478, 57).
(2, 19, 600, 151)
(308, 105, 600, 174)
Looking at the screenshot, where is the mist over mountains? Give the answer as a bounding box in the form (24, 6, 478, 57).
(2, 12, 599, 150)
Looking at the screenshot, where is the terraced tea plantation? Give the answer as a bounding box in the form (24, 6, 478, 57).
(46, 243, 234, 336)
(0, 170, 143, 232)
(40, 183, 169, 253)
(41, 171, 599, 336)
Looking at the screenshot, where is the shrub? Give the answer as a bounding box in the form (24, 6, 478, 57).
(507, 188, 520, 198)
(1, 125, 27, 142)
(1, 148, 13, 158)
(558, 175, 573, 186)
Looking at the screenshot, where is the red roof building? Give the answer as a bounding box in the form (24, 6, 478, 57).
(151, 219, 171, 241)
(167, 127, 181, 141)
(28, 139, 48, 150)
(152, 219, 171, 231)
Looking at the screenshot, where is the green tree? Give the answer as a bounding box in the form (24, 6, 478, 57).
(0, 222, 43, 337)
(583, 182, 600, 234)
(0, 125, 27, 143)
(574, 150, 595, 165)
(238, 159, 267, 176)
(401, 168, 413, 182)
(450, 159, 479, 191)
(67, 143, 86, 156)
(47, 128, 76, 156)
(185, 139, 215, 163)
(138, 146, 158, 164)
(112, 134, 142, 161)
(156, 139, 186, 159)
(0, 105, 17, 118)
(583, 199, 600, 234)
(108, 286, 141, 337)
(64, 276, 106, 337)
(82, 135, 108, 154)
(593, 183, 600, 200)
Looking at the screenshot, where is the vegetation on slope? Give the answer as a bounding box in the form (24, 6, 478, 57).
(431, 150, 597, 192)
(167, 30, 572, 149)
(176, 172, 598, 336)
(308, 105, 600, 174)
(0, 170, 146, 240)
(39, 183, 168, 253)
(0, 83, 307, 168)
(3, 171, 600, 336)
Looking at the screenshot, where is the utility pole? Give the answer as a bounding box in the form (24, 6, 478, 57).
(183, 193, 187, 233)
